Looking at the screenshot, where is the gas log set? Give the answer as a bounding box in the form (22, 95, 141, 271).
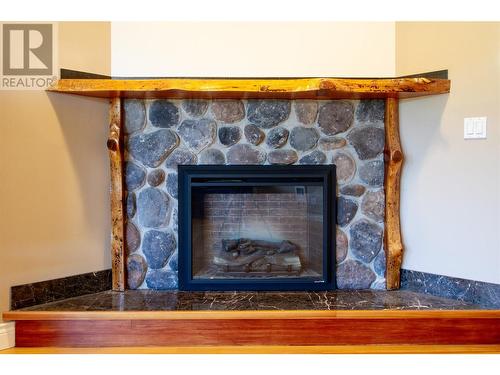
(213, 238, 302, 275)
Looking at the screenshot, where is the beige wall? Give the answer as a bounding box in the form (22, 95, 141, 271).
(396, 22, 500, 283)
(111, 22, 396, 77)
(0, 22, 111, 315)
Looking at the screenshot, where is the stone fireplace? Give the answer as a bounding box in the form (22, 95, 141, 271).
(124, 98, 386, 290)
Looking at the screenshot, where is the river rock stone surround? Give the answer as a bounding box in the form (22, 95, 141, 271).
(124, 98, 386, 290)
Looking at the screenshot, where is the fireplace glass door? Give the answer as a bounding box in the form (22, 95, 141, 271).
(178, 165, 335, 291)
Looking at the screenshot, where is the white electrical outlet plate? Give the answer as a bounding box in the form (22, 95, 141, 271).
(464, 117, 487, 139)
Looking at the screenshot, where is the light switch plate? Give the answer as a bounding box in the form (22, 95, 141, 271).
(464, 117, 487, 139)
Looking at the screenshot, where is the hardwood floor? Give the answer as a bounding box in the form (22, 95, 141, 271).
(2, 345, 500, 354)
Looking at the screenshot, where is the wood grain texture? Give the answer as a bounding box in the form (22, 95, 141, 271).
(384, 98, 404, 290)
(2, 310, 500, 321)
(108, 98, 125, 292)
(12, 315, 500, 347)
(2, 345, 500, 354)
(47, 77, 451, 100)
(4, 309, 500, 321)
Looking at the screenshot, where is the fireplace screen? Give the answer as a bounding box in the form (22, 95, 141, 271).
(178, 165, 335, 291)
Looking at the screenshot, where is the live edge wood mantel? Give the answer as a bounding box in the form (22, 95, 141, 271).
(47, 71, 451, 291)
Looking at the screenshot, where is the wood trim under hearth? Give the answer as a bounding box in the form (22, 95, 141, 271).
(3, 309, 499, 348)
(4, 309, 500, 321)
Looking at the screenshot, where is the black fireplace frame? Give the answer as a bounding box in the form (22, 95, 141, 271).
(178, 165, 336, 291)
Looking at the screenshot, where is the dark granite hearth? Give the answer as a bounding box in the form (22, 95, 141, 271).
(401, 269, 500, 309)
(15, 289, 479, 312)
(10, 270, 112, 310)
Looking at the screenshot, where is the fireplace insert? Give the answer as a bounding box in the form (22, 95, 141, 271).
(178, 165, 336, 291)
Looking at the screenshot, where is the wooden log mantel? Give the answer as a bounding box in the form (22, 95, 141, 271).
(48, 71, 450, 291)
(48, 76, 450, 100)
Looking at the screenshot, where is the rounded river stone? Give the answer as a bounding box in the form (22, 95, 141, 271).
(336, 228, 348, 263)
(340, 184, 366, 197)
(332, 151, 356, 184)
(349, 219, 383, 263)
(247, 100, 291, 128)
(359, 160, 384, 186)
(178, 118, 217, 153)
(124, 99, 146, 134)
(145, 269, 178, 290)
(168, 252, 178, 271)
(336, 259, 376, 289)
(289, 126, 319, 151)
(295, 100, 318, 125)
(373, 249, 386, 277)
(244, 124, 265, 145)
(125, 222, 140, 254)
(318, 137, 347, 151)
(182, 99, 209, 118)
(268, 150, 298, 165)
(337, 196, 358, 227)
(361, 189, 384, 222)
(218, 126, 241, 147)
(211, 100, 245, 123)
(126, 192, 136, 218)
(127, 129, 179, 168)
(299, 150, 326, 165)
(125, 162, 146, 191)
(172, 208, 178, 232)
(356, 99, 385, 124)
(266, 127, 289, 148)
(149, 100, 179, 128)
(347, 126, 385, 160)
(165, 148, 197, 170)
(318, 101, 354, 135)
(199, 149, 226, 164)
(127, 253, 147, 289)
(166, 173, 178, 199)
(137, 187, 170, 228)
(147, 169, 165, 187)
(142, 229, 176, 269)
(227, 144, 266, 165)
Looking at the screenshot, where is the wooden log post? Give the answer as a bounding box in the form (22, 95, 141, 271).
(384, 97, 404, 290)
(107, 97, 125, 291)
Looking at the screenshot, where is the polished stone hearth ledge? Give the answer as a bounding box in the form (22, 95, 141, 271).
(10, 270, 112, 310)
(13, 290, 479, 312)
(401, 269, 500, 309)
